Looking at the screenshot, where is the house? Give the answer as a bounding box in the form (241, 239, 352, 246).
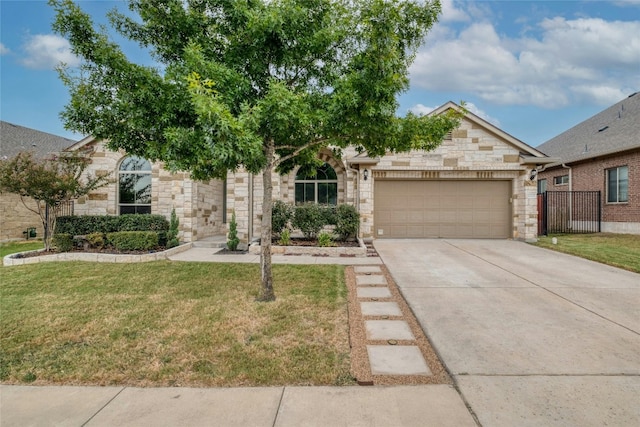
(68, 102, 550, 243)
(536, 92, 640, 234)
(0, 121, 77, 241)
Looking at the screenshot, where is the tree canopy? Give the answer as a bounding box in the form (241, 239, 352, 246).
(51, 0, 464, 300)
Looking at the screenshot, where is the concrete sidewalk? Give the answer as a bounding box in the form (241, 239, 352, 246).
(0, 384, 476, 427)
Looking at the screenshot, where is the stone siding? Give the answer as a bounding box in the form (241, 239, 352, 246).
(0, 193, 43, 241)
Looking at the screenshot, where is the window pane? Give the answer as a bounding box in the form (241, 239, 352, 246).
(119, 173, 137, 203)
(619, 167, 628, 202)
(328, 183, 337, 205)
(295, 183, 305, 204)
(304, 183, 315, 203)
(318, 183, 329, 204)
(120, 156, 151, 172)
(120, 205, 136, 215)
(135, 205, 152, 214)
(134, 173, 152, 204)
(607, 169, 618, 202)
(321, 163, 337, 180)
(538, 179, 547, 193)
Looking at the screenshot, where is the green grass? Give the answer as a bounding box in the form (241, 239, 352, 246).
(0, 261, 352, 387)
(533, 233, 640, 273)
(0, 241, 44, 261)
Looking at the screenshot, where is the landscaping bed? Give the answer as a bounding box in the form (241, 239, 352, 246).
(249, 238, 367, 257)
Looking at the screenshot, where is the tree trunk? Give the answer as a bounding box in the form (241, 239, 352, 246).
(257, 140, 276, 302)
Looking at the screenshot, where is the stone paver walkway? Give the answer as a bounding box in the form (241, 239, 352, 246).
(351, 265, 436, 381)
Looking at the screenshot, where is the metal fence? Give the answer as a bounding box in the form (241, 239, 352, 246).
(538, 191, 601, 235)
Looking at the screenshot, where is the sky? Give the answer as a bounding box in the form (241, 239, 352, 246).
(1, 0, 639, 148)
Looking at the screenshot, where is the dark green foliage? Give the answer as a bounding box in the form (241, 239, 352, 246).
(292, 203, 326, 239)
(55, 214, 169, 235)
(335, 204, 360, 241)
(167, 208, 180, 248)
(227, 211, 240, 251)
(322, 205, 338, 226)
(317, 231, 334, 247)
(106, 231, 159, 251)
(272, 200, 293, 236)
(52, 233, 73, 252)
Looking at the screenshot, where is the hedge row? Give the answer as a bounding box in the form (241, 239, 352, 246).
(272, 201, 359, 240)
(53, 231, 160, 252)
(56, 214, 169, 235)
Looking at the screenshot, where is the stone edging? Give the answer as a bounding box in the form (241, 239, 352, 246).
(2, 243, 193, 267)
(248, 238, 367, 257)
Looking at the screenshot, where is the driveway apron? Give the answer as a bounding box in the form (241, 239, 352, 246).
(374, 239, 640, 427)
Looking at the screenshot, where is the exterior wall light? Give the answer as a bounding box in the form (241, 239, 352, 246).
(529, 169, 538, 181)
(363, 169, 369, 181)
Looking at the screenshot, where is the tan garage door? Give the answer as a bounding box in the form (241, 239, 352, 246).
(374, 180, 511, 239)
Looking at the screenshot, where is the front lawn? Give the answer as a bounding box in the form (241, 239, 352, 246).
(0, 241, 44, 262)
(534, 233, 640, 273)
(0, 261, 352, 387)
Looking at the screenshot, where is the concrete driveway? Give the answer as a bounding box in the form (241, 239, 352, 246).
(374, 239, 640, 427)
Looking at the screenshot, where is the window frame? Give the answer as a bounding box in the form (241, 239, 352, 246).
(537, 178, 547, 194)
(606, 166, 629, 204)
(118, 156, 152, 215)
(553, 175, 569, 186)
(294, 163, 338, 205)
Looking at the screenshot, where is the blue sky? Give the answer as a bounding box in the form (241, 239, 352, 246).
(1, 0, 639, 147)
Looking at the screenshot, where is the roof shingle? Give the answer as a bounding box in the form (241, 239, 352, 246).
(0, 121, 77, 160)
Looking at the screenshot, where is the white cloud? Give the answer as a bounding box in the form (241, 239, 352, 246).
(0, 43, 9, 55)
(409, 103, 436, 116)
(439, 0, 469, 22)
(411, 12, 640, 108)
(19, 34, 80, 69)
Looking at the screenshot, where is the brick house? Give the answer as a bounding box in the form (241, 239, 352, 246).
(537, 92, 639, 234)
(0, 121, 77, 241)
(2, 102, 551, 243)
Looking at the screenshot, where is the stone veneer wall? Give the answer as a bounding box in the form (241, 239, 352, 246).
(73, 141, 224, 242)
(0, 193, 43, 241)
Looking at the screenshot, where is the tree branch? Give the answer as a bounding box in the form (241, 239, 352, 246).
(274, 135, 348, 168)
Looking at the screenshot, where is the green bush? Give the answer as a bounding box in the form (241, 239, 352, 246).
(272, 200, 293, 236)
(335, 204, 360, 241)
(52, 233, 73, 252)
(322, 205, 338, 225)
(227, 211, 240, 251)
(317, 231, 334, 247)
(167, 208, 180, 248)
(55, 214, 169, 235)
(106, 231, 159, 251)
(292, 203, 326, 239)
(86, 232, 106, 249)
(278, 228, 291, 246)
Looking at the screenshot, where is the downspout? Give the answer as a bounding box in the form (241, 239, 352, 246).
(562, 163, 572, 229)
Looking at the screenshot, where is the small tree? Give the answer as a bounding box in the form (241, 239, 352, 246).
(167, 208, 180, 248)
(0, 151, 110, 250)
(227, 211, 240, 251)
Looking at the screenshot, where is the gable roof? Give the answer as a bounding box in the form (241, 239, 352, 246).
(431, 101, 549, 160)
(537, 92, 640, 165)
(0, 121, 77, 160)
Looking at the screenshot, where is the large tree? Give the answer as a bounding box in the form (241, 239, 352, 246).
(51, 0, 463, 301)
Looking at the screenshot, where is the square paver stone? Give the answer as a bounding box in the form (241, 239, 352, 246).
(356, 275, 387, 286)
(353, 266, 382, 274)
(357, 287, 392, 298)
(365, 319, 414, 340)
(361, 301, 402, 316)
(367, 345, 432, 375)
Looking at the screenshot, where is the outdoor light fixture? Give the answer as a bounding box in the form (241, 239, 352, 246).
(529, 169, 538, 181)
(363, 169, 369, 181)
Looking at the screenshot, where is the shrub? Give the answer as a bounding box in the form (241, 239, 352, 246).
(317, 231, 334, 247)
(292, 203, 326, 239)
(335, 204, 360, 241)
(52, 233, 73, 252)
(106, 231, 159, 251)
(322, 205, 338, 225)
(272, 200, 293, 236)
(86, 232, 106, 249)
(167, 208, 180, 248)
(55, 214, 169, 235)
(278, 228, 291, 246)
(227, 211, 240, 251)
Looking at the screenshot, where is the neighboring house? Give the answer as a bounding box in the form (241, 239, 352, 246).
(71, 101, 551, 243)
(537, 92, 640, 235)
(0, 121, 77, 241)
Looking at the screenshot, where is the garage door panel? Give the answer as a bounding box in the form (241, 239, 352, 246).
(374, 180, 510, 239)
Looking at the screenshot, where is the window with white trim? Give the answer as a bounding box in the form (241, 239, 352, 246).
(554, 175, 569, 185)
(295, 163, 338, 205)
(118, 156, 152, 214)
(607, 166, 628, 203)
(537, 179, 547, 194)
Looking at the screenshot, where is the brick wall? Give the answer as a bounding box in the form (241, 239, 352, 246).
(537, 149, 639, 232)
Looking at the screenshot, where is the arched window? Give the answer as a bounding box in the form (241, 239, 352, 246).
(295, 163, 338, 205)
(118, 156, 152, 214)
